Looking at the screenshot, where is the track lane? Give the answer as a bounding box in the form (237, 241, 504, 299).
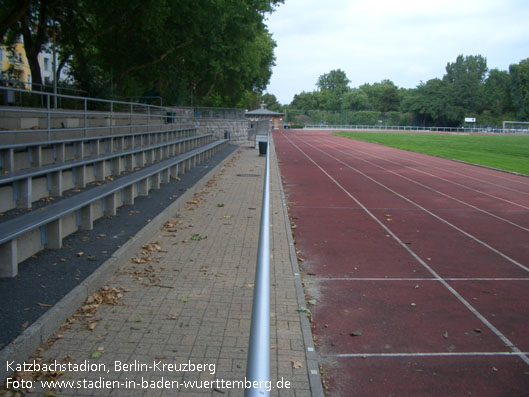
(275, 129, 529, 396)
(331, 131, 529, 191)
(298, 136, 529, 274)
(328, 137, 529, 229)
(278, 130, 528, 357)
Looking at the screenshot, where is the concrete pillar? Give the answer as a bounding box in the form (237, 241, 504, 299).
(117, 136, 124, 152)
(152, 173, 161, 189)
(149, 149, 155, 164)
(17, 177, 32, 209)
(107, 138, 114, 153)
(161, 168, 170, 183)
(47, 218, 63, 249)
(138, 179, 149, 196)
(95, 161, 107, 181)
(3, 148, 14, 173)
(31, 146, 42, 167)
(125, 154, 134, 171)
(50, 170, 63, 196)
(112, 157, 122, 176)
(105, 192, 117, 216)
(80, 204, 93, 230)
(75, 141, 85, 159)
(170, 164, 179, 179)
(75, 165, 87, 188)
(123, 185, 134, 205)
(137, 151, 145, 168)
(55, 143, 65, 162)
(92, 139, 101, 156)
(0, 240, 18, 278)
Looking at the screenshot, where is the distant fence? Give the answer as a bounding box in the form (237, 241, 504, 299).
(304, 124, 529, 134)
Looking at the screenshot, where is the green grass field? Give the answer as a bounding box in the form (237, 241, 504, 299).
(334, 131, 529, 175)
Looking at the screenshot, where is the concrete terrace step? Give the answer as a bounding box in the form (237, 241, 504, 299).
(0, 134, 212, 212)
(0, 139, 227, 277)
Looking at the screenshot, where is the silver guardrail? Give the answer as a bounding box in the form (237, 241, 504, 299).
(245, 129, 271, 396)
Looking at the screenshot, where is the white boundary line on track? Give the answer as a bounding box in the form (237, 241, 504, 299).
(330, 139, 529, 210)
(324, 142, 529, 232)
(280, 131, 529, 367)
(313, 277, 529, 281)
(333, 352, 529, 358)
(302, 139, 529, 275)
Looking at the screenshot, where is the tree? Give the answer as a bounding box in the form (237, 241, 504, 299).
(3, 0, 68, 89)
(316, 69, 351, 112)
(443, 54, 488, 115)
(0, 0, 31, 39)
(342, 88, 371, 111)
(3, 0, 283, 106)
(360, 80, 400, 112)
(509, 58, 529, 120)
(316, 69, 350, 92)
(484, 69, 511, 116)
(400, 78, 459, 126)
(260, 93, 282, 112)
(290, 91, 321, 111)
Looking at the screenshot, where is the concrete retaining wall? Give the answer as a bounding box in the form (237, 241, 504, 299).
(192, 118, 249, 144)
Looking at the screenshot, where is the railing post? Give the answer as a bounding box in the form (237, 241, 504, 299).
(46, 94, 51, 141)
(84, 98, 87, 137)
(245, 130, 271, 397)
(147, 105, 150, 132)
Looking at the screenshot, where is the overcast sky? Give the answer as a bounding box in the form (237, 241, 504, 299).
(265, 0, 529, 104)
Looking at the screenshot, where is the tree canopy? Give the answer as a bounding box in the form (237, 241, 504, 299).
(284, 56, 529, 128)
(1, 0, 283, 107)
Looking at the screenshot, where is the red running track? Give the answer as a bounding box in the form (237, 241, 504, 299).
(274, 129, 529, 396)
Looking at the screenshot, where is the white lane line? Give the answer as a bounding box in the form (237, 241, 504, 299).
(281, 132, 529, 367)
(323, 142, 529, 232)
(328, 138, 529, 210)
(302, 139, 529, 274)
(313, 277, 529, 281)
(333, 352, 529, 358)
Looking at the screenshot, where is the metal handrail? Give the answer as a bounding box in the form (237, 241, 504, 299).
(245, 129, 271, 396)
(0, 86, 246, 118)
(0, 86, 246, 144)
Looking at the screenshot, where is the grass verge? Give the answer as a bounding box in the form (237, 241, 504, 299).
(334, 131, 529, 175)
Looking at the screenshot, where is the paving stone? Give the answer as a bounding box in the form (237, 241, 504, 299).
(25, 142, 317, 396)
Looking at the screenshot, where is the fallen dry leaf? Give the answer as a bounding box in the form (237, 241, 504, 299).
(292, 361, 303, 369)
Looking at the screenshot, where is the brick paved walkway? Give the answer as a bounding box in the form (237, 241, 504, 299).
(23, 141, 319, 396)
